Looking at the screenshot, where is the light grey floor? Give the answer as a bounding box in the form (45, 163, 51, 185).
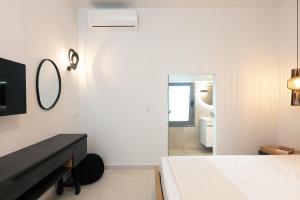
(49, 167, 156, 200)
(169, 148, 213, 156)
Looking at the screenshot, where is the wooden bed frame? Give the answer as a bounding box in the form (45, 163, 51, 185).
(155, 166, 164, 200)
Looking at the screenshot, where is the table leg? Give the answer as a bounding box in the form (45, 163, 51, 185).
(56, 178, 64, 195)
(72, 167, 81, 195)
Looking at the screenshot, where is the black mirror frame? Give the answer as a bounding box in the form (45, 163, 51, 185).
(36, 59, 62, 110)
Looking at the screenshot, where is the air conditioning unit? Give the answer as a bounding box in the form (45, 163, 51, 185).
(87, 9, 138, 31)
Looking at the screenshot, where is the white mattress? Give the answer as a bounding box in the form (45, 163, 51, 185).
(160, 157, 181, 200)
(160, 155, 300, 200)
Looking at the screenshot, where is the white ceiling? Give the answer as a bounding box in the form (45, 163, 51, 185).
(75, 0, 286, 8)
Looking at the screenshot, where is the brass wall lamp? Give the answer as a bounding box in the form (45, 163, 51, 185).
(67, 49, 79, 71)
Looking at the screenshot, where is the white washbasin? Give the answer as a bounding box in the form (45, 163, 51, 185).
(200, 117, 213, 124)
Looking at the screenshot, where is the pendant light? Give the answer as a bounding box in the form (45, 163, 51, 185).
(287, 0, 300, 106)
(288, 0, 300, 90)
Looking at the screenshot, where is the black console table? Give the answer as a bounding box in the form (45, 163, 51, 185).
(0, 134, 87, 200)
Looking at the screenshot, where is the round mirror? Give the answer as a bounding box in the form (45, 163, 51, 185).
(200, 84, 213, 106)
(36, 59, 61, 110)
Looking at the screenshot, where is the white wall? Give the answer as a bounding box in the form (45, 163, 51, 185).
(0, 0, 79, 156)
(277, 0, 300, 149)
(78, 7, 280, 165)
(0, 0, 293, 167)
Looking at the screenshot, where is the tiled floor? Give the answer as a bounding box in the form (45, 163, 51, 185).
(49, 167, 156, 200)
(169, 148, 213, 156)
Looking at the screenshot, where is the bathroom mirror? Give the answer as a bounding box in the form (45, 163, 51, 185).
(200, 84, 213, 106)
(36, 59, 61, 110)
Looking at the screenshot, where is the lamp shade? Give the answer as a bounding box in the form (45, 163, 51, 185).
(287, 76, 300, 90)
(288, 68, 300, 90)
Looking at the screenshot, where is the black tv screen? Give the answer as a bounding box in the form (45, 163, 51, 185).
(0, 58, 26, 116)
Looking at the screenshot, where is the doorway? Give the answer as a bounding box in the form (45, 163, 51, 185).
(168, 74, 216, 156)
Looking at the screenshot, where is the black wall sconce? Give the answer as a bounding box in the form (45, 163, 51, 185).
(67, 49, 79, 71)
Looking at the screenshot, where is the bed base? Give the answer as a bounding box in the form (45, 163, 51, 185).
(155, 166, 164, 200)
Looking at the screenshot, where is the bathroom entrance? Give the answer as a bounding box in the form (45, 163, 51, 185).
(168, 74, 216, 156)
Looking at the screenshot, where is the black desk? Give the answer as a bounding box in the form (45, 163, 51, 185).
(0, 134, 87, 200)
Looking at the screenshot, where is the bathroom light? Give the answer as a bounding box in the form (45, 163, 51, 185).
(67, 49, 79, 71)
(287, 0, 300, 105)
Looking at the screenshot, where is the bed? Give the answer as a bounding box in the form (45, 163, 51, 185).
(156, 155, 300, 200)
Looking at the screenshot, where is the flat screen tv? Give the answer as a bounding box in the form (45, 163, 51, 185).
(0, 58, 26, 116)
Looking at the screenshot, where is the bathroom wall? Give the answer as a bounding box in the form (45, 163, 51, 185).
(0, 0, 79, 156)
(169, 81, 213, 153)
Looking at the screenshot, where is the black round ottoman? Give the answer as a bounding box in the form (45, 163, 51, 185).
(78, 154, 104, 185)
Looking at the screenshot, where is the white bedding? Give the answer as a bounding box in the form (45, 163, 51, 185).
(160, 155, 300, 200)
(160, 157, 181, 200)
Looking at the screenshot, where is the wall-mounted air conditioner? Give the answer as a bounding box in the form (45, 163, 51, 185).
(87, 9, 138, 31)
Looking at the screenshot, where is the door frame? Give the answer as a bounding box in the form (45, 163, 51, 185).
(167, 74, 217, 156)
